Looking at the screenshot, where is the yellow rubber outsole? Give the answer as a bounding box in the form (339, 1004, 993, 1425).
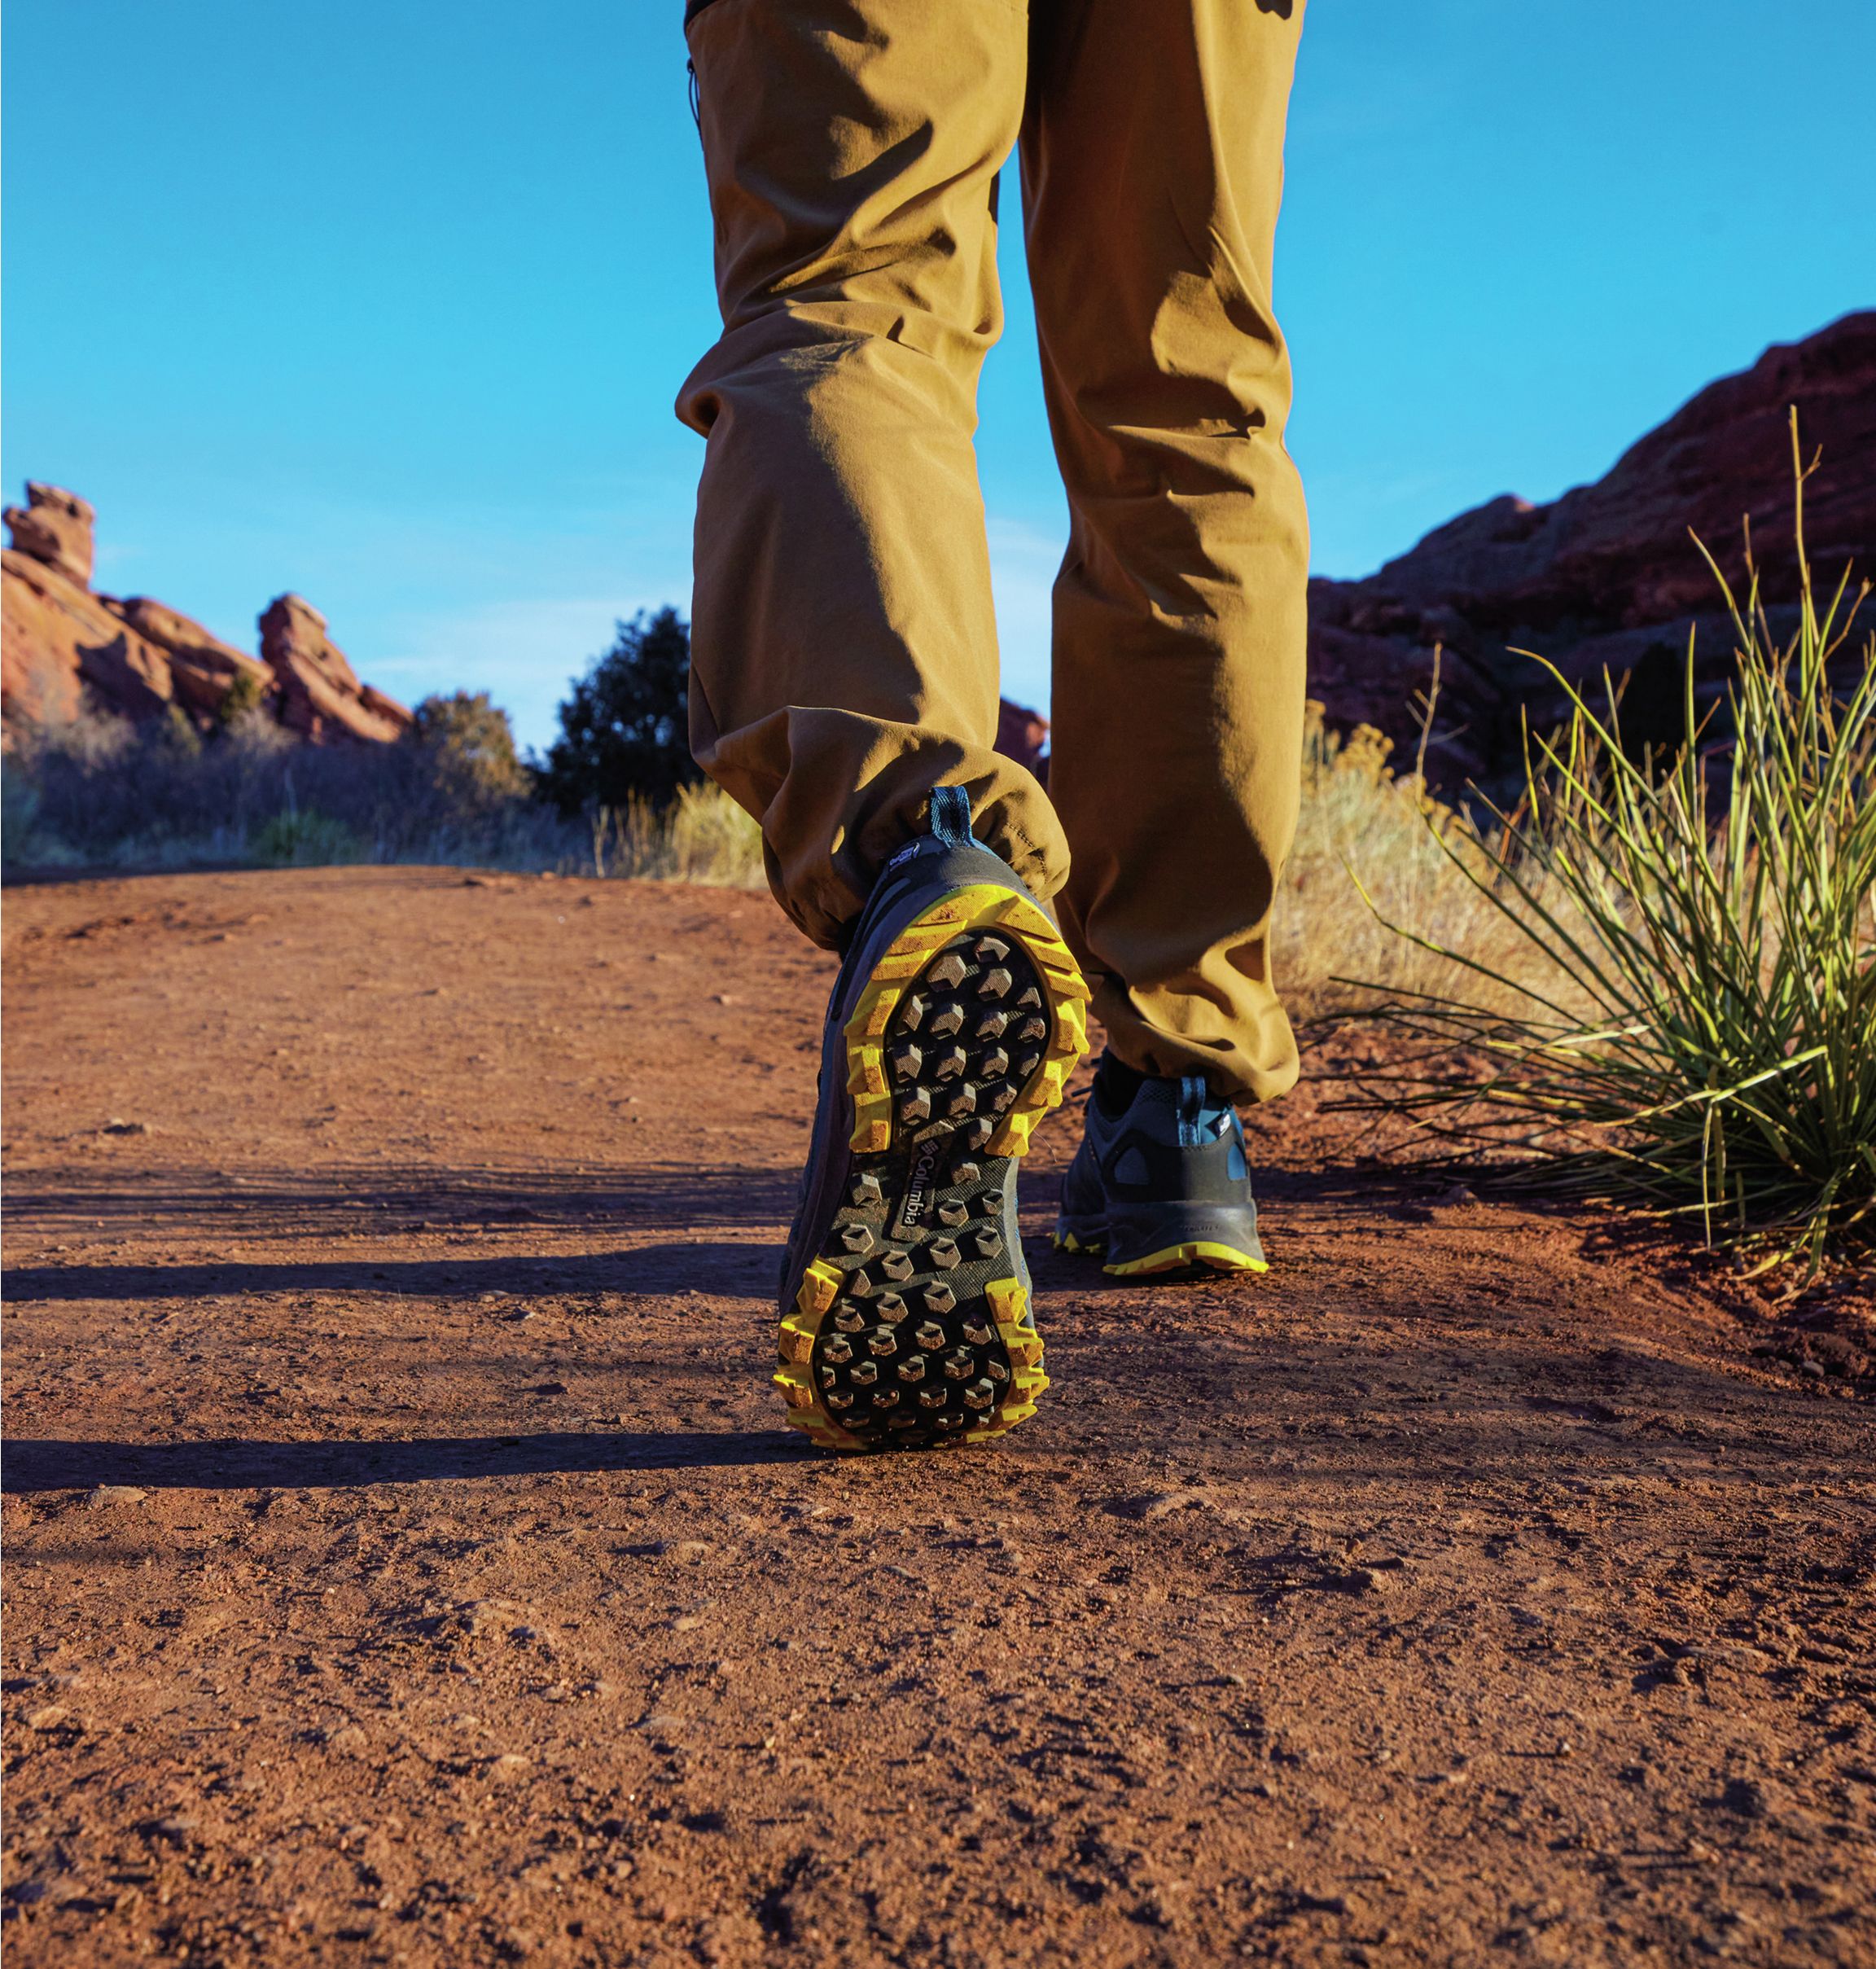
(1055, 1228, 1268, 1277)
(774, 884, 1091, 1452)
(841, 884, 1089, 1162)
(1104, 1240, 1268, 1278)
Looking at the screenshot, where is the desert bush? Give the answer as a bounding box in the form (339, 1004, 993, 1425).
(1, 761, 77, 867)
(2, 704, 568, 870)
(0, 694, 770, 885)
(253, 805, 368, 866)
(1334, 423, 1874, 1279)
(537, 607, 700, 815)
(214, 669, 270, 727)
(406, 690, 530, 810)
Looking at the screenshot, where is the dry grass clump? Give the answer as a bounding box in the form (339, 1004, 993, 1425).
(1333, 424, 1874, 1280)
(586, 784, 766, 888)
(0, 700, 772, 887)
(1274, 697, 1545, 1021)
(2, 698, 564, 872)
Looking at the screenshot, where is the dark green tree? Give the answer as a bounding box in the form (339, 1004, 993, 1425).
(538, 607, 700, 813)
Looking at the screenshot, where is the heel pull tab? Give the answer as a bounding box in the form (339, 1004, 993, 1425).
(928, 784, 977, 849)
(1177, 1075, 1208, 1151)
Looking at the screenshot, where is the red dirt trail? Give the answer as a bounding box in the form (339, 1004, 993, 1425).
(2, 866, 1870, 1968)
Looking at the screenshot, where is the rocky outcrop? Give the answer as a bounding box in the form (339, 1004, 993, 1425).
(258, 594, 412, 743)
(996, 696, 1050, 778)
(2, 485, 411, 745)
(1308, 310, 1876, 790)
(2, 484, 96, 589)
(113, 598, 274, 722)
(2, 548, 176, 730)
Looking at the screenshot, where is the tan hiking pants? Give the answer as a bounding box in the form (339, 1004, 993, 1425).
(678, 0, 1309, 1103)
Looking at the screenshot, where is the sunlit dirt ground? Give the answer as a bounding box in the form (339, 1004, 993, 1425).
(3, 866, 1870, 1967)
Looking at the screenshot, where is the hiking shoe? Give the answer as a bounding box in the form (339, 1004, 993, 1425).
(1054, 1055, 1267, 1277)
(774, 786, 1092, 1451)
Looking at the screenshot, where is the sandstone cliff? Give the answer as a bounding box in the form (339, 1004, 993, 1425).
(1307, 310, 1876, 789)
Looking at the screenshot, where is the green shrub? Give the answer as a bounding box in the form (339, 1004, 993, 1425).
(1342, 419, 1874, 1280)
(408, 690, 530, 812)
(215, 669, 270, 727)
(0, 761, 81, 867)
(252, 806, 367, 866)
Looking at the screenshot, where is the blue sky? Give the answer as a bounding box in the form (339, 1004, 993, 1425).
(5, 1, 1873, 751)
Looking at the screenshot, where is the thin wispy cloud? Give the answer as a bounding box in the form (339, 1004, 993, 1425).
(369, 595, 671, 755)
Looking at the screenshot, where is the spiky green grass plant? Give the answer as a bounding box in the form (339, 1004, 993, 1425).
(1338, 423, 1875, 1279)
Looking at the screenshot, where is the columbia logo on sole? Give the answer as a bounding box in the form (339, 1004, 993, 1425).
(893, 1138, 945, 1239)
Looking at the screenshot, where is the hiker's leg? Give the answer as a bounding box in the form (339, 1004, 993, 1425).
(679, 0, 1067, 950)
(1021, 0, 1309, 1103)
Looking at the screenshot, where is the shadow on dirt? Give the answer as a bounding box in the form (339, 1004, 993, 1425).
(2, 1427, 814, 1494)
(3, 1241, 781, 1305)
(2, 1163, 803, 1237)
(7, 1154, 1501, 1243)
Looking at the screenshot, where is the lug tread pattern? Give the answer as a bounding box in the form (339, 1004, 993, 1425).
(844, 885, 1089, 1160)
(774, 892, 1089, 1451)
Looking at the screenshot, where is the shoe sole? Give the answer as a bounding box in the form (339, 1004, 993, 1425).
(775, 883, 1090, 1452)
(1054, 1229, 1269, 1278)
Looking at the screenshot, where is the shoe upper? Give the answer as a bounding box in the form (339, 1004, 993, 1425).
(824, 789, 1029, 1015)
(1063, 1059, 1252, 1221)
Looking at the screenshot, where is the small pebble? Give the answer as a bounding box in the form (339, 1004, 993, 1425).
(85, 1484, 147, 1510)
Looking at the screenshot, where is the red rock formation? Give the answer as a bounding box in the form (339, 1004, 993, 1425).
(2, 483, 95, 588)
(2, 487, 411, 744)
(2, 547, 176, 730)
(258, 594, 412, 743)
(114, 598, 274, 722)
(1308, 310, 1876, 789)
(996, 695, 1050, 778)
